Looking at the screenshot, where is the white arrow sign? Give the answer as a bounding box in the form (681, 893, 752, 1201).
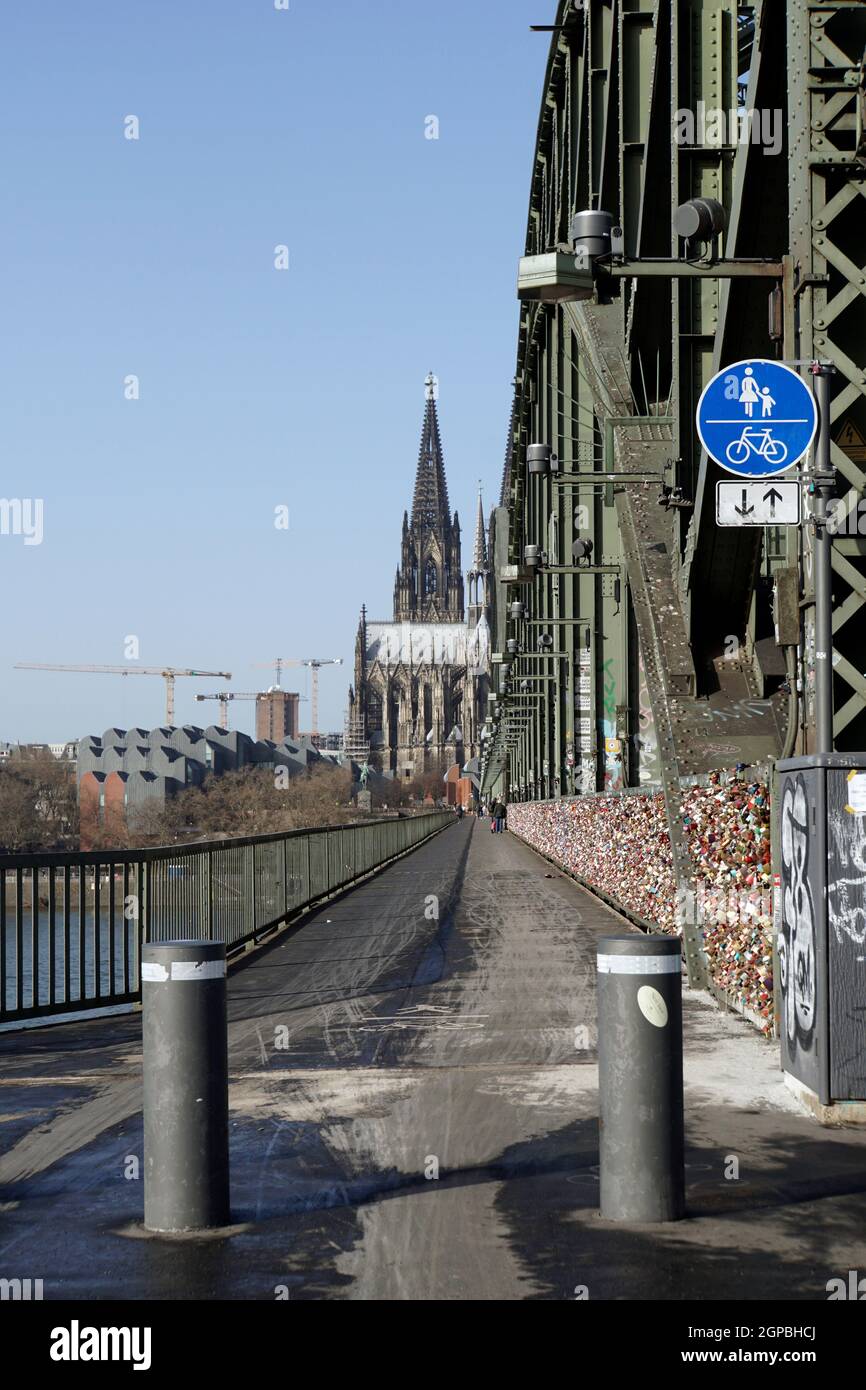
(715, 480, 800, 527)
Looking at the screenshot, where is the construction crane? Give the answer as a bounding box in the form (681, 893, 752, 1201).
(195, 692, 259, 730)
(15, 663, 232, 726)
(194, 690, 309, 732)
(252, 657, 343, 737)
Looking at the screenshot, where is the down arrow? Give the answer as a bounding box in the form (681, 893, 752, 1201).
(735, 488, 755, 518)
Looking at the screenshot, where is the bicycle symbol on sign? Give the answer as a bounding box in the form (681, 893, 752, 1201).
(725, 427, 788, 467)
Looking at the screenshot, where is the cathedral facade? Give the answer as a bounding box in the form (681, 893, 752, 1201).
(347, 376, 491, 781)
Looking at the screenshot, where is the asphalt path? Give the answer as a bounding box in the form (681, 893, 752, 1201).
(3, 818, 866, 1300)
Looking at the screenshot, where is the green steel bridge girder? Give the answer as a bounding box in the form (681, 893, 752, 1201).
(491, 0, 866, 986)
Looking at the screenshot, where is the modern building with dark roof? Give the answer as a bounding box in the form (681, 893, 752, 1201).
(77, 722, 327, 842)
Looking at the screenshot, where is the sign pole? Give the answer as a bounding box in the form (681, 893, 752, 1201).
(810, 364, 836, 755)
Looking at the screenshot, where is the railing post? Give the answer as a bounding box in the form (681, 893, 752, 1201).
(207, 848, 214, 937)
(249, 843, 257, 941)
(143, 859, 152, 951)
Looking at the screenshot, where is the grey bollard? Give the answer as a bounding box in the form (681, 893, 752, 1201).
(142, 940, 230, 1232)
(597, 935, 684, 1222)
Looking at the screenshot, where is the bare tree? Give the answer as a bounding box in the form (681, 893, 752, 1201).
(106, 762, 358, 849)
(0, 751, 78, 851)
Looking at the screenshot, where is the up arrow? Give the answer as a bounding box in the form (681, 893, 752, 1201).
(764, 486, 783, 518)
(735, 488, 755, 518)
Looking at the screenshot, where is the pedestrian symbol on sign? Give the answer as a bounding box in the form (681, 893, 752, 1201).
(696, 357, 818, 478)
(735, 366, 776, 420)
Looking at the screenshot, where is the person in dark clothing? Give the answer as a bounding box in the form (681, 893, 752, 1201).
(492, 799, 506, 833)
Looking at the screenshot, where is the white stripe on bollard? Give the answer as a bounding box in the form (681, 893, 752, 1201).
(141, 960, 226, 982)
(597, 953, 681, 975)
(141, 963, 169, 982)
(171, 961, 226, 981)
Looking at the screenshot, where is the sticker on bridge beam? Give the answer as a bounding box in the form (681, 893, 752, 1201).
(697, 358, 817, 478)
(844, 771, 866, 816)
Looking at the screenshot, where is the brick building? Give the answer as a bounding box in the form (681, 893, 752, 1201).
(255, 688, 299, 743)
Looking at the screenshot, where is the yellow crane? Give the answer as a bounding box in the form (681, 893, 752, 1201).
(252, 657, 343, 737)
(15, 663, 232, 726)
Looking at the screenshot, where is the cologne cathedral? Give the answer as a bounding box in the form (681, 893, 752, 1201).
(346, 375, 491, 779)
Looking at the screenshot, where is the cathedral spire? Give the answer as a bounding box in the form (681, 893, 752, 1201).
(411, 374, 451, 534)
(471, 489, 487, 570)
(467, 488, 489, 629)
(394, 374, 464, 622)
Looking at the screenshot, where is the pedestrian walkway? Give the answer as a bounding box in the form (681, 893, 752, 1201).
(2, 820, 866, 1299)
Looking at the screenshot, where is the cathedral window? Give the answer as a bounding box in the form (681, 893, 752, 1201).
(424, 560, 438, 596)
(367, 691, 383, 734)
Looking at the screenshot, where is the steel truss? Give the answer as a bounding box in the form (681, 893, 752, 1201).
(483, 0, 866, 985)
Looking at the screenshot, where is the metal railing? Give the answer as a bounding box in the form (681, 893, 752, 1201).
(0, 812, 452, 1026)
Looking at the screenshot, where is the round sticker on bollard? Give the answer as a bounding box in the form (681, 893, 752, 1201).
(637, 985, 668, 1028)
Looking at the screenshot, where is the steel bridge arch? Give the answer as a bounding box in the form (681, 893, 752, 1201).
(483, 0, 866, 983)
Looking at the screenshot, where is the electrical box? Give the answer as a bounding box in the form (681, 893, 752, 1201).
(777, 754, 866, 1103)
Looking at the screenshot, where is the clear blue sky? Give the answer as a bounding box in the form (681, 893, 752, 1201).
(0, 0, 549, 740)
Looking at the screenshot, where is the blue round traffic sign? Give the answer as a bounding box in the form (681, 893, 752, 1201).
(696, 358, 818, 478)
